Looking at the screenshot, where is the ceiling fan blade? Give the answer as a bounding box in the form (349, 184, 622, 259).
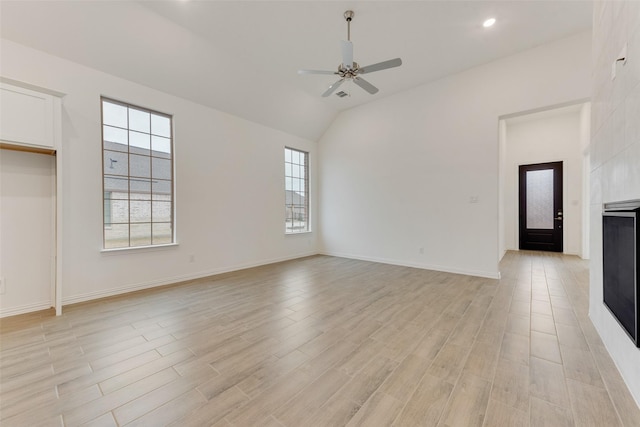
(359, 58, 402, 74)
(322, 79, 345, 97)
(298, 69, 338, 75)
(353, 77, 379, 94)
(341, 40, 353, 69)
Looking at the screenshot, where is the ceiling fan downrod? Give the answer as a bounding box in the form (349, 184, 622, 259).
(344, 10, 354, 41)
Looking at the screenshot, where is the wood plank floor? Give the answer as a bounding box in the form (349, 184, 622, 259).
(1, 251, 639, 426)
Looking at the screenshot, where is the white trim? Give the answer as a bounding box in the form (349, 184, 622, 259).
(62, 251, 318, 306)
(563, 250, 581, 256)
(53, 95, 63, 316)
(499, 98, 590, 122)
(320, 251, 501, 280)
(0, 302, 52, 318)
(100, 243, 179, 255)
(50, 155, 57, 312)
(285, 231, 313, 236)
(0, 77, 65, 98)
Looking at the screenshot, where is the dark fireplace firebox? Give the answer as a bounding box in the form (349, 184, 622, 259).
(602, 200, 640, 347)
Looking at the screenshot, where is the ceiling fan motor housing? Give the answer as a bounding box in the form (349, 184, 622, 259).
(338, 62, 359, 77)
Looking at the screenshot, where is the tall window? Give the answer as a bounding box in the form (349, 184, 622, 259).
(101, 98, 174, 249)
(284, 147, 309, 233)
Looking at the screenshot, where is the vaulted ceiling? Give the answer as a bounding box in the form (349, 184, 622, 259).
(0, 1, 592, 140)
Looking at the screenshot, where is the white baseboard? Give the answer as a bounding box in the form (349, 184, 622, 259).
(320, 251, 501, 279)
(0, 301, 52, 318)
(589, 311, 640, 410)
(4, 250, 498, 318)
(62, 251, 318, 306)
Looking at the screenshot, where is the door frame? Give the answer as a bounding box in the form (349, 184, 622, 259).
(0, 80, 63, 317)
(518, 161, 563, 252)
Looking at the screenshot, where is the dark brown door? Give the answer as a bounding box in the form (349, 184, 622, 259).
(519, 161, 563, 252)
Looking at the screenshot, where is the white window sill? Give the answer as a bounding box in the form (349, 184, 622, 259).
(101, 242, 179, 255)
(285, 231, 313, 236)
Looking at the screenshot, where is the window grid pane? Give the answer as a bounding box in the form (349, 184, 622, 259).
(102, 97, 174, 249)
(526, 169, 554, 229)
(284, 147, 309, 233)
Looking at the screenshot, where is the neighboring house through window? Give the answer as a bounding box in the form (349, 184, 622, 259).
(285, 147, 309, 233)
(101, 98, 174, 248)
(104, 191, 112, 227)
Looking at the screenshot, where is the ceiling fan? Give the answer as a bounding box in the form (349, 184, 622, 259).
(298, 10, 402, 97)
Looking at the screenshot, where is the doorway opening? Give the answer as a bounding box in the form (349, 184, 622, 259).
(519, 161, 563, 252)
(498, 101, 590, 259)
(0, 148, 56, 315)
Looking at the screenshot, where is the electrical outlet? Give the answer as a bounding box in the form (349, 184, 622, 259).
(189, 254, 195, 263)
(0, 277, 5, 295)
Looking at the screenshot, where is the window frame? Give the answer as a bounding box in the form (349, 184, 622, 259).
(284, 146, 310, 234)
(100, 97, 175, 250)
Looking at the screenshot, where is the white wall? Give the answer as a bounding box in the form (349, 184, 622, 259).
(503, 106, 585, 256)
(0, 39, 318, 307)
(589, 0, 640, 407)
(0, 150, 54, 313)
(319, 32, 592, 279)
(580, 103, 591, 260)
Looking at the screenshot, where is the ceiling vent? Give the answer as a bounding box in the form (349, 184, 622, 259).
(335, 91, 348, 98)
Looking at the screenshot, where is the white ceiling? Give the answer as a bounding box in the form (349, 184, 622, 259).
(0, 1, 592, 140)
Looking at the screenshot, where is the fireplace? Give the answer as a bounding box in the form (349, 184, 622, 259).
(602, 200, 640, 347)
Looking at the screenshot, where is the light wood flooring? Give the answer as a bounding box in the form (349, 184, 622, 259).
(1, 251, 639, 426)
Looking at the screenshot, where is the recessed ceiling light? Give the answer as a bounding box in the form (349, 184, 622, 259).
(483, 18, 496, 28)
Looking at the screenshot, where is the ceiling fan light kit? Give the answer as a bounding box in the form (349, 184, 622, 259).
(298, 10, 402, 98)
